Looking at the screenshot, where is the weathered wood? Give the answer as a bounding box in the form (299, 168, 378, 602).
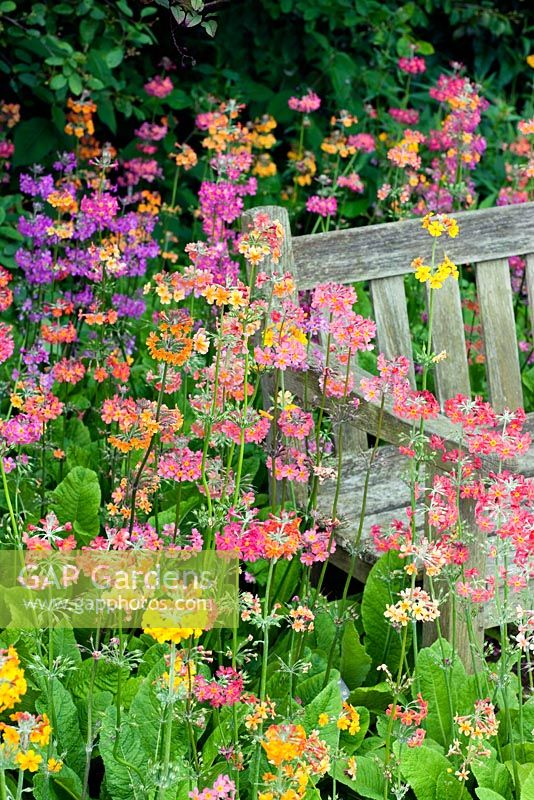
(283, 360, 463, 448)
(526, 253, 534, 345)
(317, 445, 413, 548)
(292, 202, 534, 288)
(475, 258, 523, 411)
(428, 278, 471, 405)
(371, 275, 416, 387)
(249, 204, 533, 646)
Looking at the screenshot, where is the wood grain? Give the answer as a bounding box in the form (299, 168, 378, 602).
(428, 278, 471, 404)
(290, 202, 534, 288)
(371, 275, 416, 387)
(475, 258, 523, 411)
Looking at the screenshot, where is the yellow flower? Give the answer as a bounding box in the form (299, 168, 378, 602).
(318, 713, 330, 727)
(47, 758, 63, 774)
(347, 755, 357, 779)
(422, 213, 459, 238)
(16, 749, 42, 772)
(527, 54, 534, 68)
(0, 648, 27, 713)
(337, 702, 361, 735)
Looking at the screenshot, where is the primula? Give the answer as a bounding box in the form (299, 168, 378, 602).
(384, 587, 440, 627)
(337, 702, 361, 735)
(288, 91, 321, 113)
(448, 699, 499, 780)
(0, 648, 27, 712)
(306, 195, 337, 218)
(398, 56, 426, 74)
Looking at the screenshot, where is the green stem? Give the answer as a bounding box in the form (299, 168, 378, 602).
(383, 624, 410, 800)
(0, 770, 7, 800)
(0, 456, 19, 542)
(158, 643, 176, 800)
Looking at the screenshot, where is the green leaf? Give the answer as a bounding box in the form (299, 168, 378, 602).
(50, 467, 101, 539)
(68, 73, 83, 95)
(13, 118, 60, 167)
(521, 768, 534, 800)
(105, 48, 124, 68)
(472, 752, 513, 798)
(476, 790, 508, 800)
(99, 706, 148, 800)
(340, 622, 371, 689)
(435, 771, 465, 800)
(49, 74, 67, 90)
(361, 550, 410, 673)
(348, 681, 392, 712)
(96, 93, 117, 133)
(202, 19, 217, 37)
(33, 764, 83, 800)
(129, 658, 189, 759)
(398, 745, 452, 800)
(332, 755, 385, 799)
(415, 641, 470, 747)
(37, 679, 85, 778)
(297, 669, 340, 706)
(303, 678, 343, 751)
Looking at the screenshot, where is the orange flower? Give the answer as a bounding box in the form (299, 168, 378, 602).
(261, 724, 307, 766)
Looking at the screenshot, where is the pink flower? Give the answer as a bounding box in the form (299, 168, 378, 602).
(144, 75, 173, 98)
(398, 56, 426, 74)
(337, 172, 364, 193)
(0, 322, 14, 364)
(388, 108, 420, 125)
(288, 90, 321, 113)
(306, 195, 337, 218)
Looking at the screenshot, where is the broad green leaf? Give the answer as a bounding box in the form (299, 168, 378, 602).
(297, 669, 340, 707)
(476, 790, 508, 800)
(521, 767, 534, 799)
(472, 753, 513, 799)
(348, 681, 392, 712)
(99, 706, 150, 800)
(340, 622, 371, 689)
(361, 550, 410, 673)
(435, 771, 465, 800)
(331, 755, 384, 799)
(33, 764, 83, 800)
(50, 466, 101, 538)
(129, 657, 189, 760)
(398, 744, 452, 800)
(68, 73, 82, 95)
(37, 679, 85, 778)
(303, 678, 343, 750)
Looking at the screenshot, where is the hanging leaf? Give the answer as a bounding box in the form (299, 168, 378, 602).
(340, 622, 372, 689)
(361, 550, 410, 674)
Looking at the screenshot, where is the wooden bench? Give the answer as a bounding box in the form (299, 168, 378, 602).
(242, 202, 534, 663)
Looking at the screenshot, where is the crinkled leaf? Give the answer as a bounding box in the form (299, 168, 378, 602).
(50, 466, 101, 539)
(398, 744, 452, 800)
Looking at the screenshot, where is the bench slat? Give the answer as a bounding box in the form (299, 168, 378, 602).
(371, 275, 416, 387)
(476, 258, 523, 411)
(292, 202, 534, 288)
(428, 278, 471, 404)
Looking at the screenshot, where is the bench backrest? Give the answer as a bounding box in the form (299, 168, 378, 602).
(275, 202, 534, 412)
